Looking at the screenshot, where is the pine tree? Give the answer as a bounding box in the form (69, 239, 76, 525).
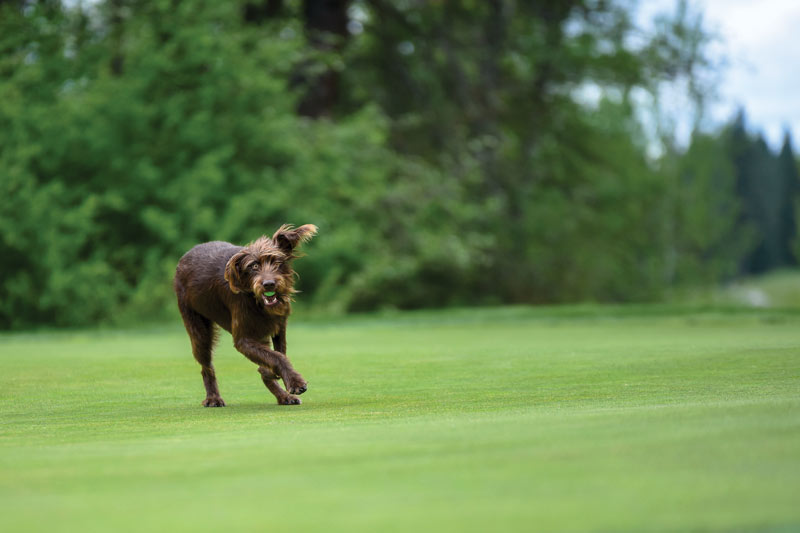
(727, 112, 787, 274)
(777, 132, 799, 265)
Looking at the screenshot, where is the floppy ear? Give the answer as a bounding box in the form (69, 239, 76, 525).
(224, 249, 249, 294)
(272, 224, 318, 257)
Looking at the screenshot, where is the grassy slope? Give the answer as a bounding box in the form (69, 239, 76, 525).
(1, 306, 798, 532)
(676, 269, 800, 309)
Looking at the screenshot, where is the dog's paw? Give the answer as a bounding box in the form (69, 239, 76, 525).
(284, 374, 308, 395)
(278, 395, 302, 405)
(202, 396, 226, 407)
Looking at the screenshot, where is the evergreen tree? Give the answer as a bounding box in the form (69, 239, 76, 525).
(671, 130, 748, 285)
(725, 113, 800, 274)
(777, 132, 799, 265)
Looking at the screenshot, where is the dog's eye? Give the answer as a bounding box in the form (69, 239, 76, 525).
(250, 263, 260, 271)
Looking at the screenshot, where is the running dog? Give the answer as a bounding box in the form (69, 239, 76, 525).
(174, 224, 317, 407)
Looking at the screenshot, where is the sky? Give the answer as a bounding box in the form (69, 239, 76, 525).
(638, 0, 800, 150)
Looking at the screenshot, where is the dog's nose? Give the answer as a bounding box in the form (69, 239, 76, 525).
(262, 279, 276, 291)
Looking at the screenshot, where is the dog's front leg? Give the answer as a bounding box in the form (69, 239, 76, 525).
(272, 325, 286, 355)
(257, 366, 301, 405)
(233, 336, 308, 396)
(256, 326, 301, 404)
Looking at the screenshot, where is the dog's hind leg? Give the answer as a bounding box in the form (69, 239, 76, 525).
(177, 299, 225, 407)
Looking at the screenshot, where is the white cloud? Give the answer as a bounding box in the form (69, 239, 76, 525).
(639, 0, 800, 149)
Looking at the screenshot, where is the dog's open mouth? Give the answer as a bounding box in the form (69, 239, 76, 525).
(262, 291, 280, 307)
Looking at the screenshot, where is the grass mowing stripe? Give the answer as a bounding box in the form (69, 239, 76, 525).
(2, 401, 797, 532)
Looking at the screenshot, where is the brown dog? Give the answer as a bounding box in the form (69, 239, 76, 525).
(174, 224, 317, 407)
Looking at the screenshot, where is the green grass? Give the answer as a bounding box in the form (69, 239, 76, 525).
(675, 269, 800, 309)
(1, 306, 799, 532)
(722, 270, 800, 308)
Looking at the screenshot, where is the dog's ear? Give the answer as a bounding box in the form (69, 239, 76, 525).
(272, 224, 317, 257)
(224, 249, 249, 294)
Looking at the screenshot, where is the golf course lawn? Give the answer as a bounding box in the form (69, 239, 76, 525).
(1, 306, 798, 532)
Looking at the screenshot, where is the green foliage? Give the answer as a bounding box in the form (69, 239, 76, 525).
(668, 131, 750, 285)
(0, 0, 796, 328)
(725, 114, 799, 274)
(777, 134, 800, 264)
(0, 1, 456, 326)
(342, 1, 706, 304)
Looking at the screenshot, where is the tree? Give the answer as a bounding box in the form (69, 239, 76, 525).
(670, 130, 748, 285)
(726, 113, 797, 274)
(0, 0, 754, 329)
(777, 132, 798, 265)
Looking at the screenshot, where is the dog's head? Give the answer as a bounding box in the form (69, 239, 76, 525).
(224, 224, 317, 315)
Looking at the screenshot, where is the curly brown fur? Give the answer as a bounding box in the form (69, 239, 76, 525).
(174, 224, 317, 407)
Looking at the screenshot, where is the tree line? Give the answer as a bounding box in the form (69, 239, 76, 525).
(0, 0, 797, 329)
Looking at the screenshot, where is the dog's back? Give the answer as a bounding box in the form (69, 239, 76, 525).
(176, 241, 238, 286)
(174, 241, 241, 333)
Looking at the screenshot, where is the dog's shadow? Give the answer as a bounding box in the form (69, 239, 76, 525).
(186, 397, 382, 417)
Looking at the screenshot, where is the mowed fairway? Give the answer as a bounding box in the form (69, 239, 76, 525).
(1, 307, 798, 532)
